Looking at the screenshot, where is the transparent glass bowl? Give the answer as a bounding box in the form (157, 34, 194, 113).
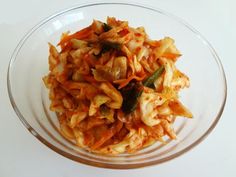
(7, 3, 227, 169)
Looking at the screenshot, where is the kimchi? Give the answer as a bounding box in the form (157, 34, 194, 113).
(43, 17, 192, 154)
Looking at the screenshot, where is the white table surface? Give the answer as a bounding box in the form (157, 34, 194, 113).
(0, 0, 235, 176)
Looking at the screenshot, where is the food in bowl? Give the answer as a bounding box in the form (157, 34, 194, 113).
(43, 17, 193, 154)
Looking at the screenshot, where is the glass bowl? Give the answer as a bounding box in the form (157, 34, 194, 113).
(7, 3, 227, 169)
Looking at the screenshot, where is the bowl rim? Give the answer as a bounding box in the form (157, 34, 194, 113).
(7, 2, 227, 169)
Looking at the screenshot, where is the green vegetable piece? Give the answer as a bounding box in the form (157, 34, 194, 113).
(94, 41, 121, 58)
(120, 66, 165, 114)
(121, 81, 143, 114)
(103, 23, 112, 32)
(102, 41, 121, 51)
(143, 66, 165, 88)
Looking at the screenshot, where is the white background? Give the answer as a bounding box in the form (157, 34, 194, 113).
(0, 0, 235, 176)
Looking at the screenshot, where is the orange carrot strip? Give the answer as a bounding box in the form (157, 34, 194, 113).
(145, 40, 161, 47)
(162, 52, 182, 60)
(58, 26, 92, 47)
(113, 74, 146, 89)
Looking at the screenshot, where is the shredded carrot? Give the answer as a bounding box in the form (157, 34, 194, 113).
(114, 74, 146, 89)
(58, 26, 92, 48)
(162, 52, 182, 60)
(146, 40, 161, 47)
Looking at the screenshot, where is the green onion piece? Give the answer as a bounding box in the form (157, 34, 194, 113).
(94, 41, 121, 58)
(143, 66, 165, 88)
(120, 66, 165, 114)
(121, 81, 143, 114)
(103, 23, 112, 32)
